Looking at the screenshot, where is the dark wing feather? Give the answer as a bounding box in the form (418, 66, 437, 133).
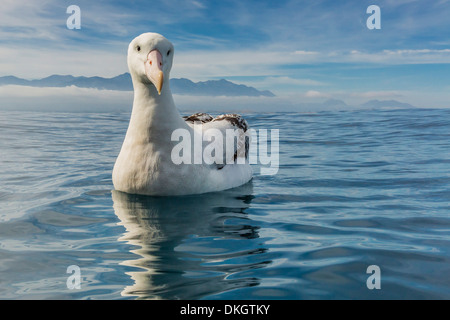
(183, 113, 250, 169)
(211, 113, 249, 132)
(183, 112, 213, 123)
(211, 114, 250, 163)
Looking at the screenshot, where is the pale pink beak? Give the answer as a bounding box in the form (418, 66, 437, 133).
(145, 49, 164, 94)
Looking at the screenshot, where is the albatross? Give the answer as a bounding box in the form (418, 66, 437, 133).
(112, 33, 252, 196)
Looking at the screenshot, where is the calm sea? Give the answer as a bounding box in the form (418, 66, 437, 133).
(0, 108, 449, 299)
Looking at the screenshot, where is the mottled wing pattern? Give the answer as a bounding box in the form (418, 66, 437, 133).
(183, 113, 250, 169)
(183, 112, 214, 123)
(211, 114, 249, 132)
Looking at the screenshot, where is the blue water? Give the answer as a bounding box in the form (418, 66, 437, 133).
(0, 108, 449, 299)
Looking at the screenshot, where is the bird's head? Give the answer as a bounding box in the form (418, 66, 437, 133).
(127, 33, 174, 95)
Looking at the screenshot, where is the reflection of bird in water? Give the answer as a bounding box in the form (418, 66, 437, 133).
(112, 182, 270, 300)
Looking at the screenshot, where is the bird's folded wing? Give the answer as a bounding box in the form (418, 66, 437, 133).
(184, 113, 249, 168)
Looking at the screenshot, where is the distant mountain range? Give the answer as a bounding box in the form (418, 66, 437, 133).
(303, 98, 416, 110)
(0, 74, 418, 112)
(359, 99, 415, 109)
(0, 73, 275, 97)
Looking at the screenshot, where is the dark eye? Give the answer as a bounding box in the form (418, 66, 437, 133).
(136, 45, 141, 52)
(167, 49, 171, 56)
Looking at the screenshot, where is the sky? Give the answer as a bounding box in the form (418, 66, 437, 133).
(1, 0, 450, 110)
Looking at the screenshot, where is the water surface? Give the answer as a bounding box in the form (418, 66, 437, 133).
(0, 108, 449, 299)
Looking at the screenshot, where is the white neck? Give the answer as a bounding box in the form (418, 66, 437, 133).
(123, 77, 188, 147)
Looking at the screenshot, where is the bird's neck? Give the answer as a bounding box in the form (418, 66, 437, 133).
(124, 80, 187, 146)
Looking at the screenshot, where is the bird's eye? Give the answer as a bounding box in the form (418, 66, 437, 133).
(167, 50, 171, 56)
(136, 45, 141, 52)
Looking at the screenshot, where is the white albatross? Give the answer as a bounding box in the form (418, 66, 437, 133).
(112, 33, 252, 196)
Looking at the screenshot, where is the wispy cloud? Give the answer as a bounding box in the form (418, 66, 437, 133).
(172, 49, 323, 80)
(304, 90, 331, 99)
(0, 0, 64, 42)
(349, 90, 405, 100)
(342, 49, 450, 64)
(0, 85, 132, 112)
(0, 45, 127, 78)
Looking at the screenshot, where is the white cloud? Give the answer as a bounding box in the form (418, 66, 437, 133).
(304, 90, 330, 98)
(0, 84, 297, 113)
(230, 76, 325, 96)
(1, 84, 449, 113)
(342, 48, 450, 64)
(3, 43, 449, 81)
(384, 49, 450, 54)
(0, 45, 127, 78)
(0, 85, 132, 112)
(349, 91, 404, 100)
(191, 1, 206, 9)
(171, 49, 324, 80)
(266, 76, 325, 87)
(293, 50, 319, 56)
(0, 0, 64, 41)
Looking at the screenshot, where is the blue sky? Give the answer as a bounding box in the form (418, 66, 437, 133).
(1, 0, 450, 108)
